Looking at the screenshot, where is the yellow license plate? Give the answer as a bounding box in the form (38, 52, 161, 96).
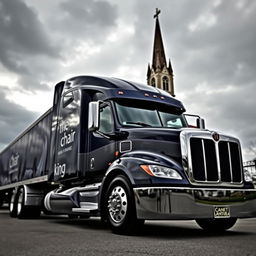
(214, 206, 230, 218)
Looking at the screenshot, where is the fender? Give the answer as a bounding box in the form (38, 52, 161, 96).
(22, 184, 45, 206)
(102, 150, 189, 189)
(98, 150, 189, 213)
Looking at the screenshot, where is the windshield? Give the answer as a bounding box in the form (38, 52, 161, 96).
(115, 100, 187, 129)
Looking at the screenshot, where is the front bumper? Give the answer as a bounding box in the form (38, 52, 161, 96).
(134, 187, 256, 220)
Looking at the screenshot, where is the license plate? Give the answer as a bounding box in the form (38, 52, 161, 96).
(214, 206, 230, 218)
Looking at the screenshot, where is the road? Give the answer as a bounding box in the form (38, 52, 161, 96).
(0, 207, 255, 256)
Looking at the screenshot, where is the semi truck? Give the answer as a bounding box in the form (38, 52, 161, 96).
(0, 75, 255, 234)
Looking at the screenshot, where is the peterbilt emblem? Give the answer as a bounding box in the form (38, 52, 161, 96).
(212, 132, 220, 142)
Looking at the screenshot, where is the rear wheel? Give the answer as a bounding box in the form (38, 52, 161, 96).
(9, 190, 18, 218)
(0, 193, 4, 208)
(196, 218, 237, 232)
(16, 187, 41, 219)
(16, 187, 27, 218)
(105, 175, 144, 234)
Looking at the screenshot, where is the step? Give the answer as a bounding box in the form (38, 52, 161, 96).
(72, 202, 98, 213)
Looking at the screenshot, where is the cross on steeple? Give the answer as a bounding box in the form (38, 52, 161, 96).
(154, 8, 161, 19)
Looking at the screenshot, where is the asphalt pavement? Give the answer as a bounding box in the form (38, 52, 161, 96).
(0, 207, 255, 256)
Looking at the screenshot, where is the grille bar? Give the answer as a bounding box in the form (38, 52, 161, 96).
(227, 142, 233, 183)
(201, 139, 207, 181)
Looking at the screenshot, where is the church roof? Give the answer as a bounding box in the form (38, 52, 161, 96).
(152, 16, 167, 70)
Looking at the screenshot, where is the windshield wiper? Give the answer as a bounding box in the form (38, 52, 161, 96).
(125, 121, 152, 127)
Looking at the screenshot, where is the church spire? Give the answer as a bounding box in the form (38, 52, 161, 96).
(152, 9, 166, 71)
(147, 8, 175, 97)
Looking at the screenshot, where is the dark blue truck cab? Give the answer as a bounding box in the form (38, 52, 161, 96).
(1, 76, 256, 234)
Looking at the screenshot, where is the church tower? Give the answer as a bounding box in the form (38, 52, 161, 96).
(147, 9, 175, 96)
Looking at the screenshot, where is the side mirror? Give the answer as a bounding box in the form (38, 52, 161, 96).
(63, 92, 74, 108)
(88, 101, 100, 131)
(184, 114, 206, 129)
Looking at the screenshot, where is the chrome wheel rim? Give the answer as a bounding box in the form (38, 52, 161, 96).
(107, 186, 127, 223)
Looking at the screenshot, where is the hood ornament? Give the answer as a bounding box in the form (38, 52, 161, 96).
(212, 132, 220, 142)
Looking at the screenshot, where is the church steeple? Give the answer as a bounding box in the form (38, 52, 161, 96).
(147, 8, 175, 97)
(152, 12, 166, 71)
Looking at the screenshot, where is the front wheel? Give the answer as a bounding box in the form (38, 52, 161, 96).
(196, 218, 237, 232)
(105, 175, 144, 234)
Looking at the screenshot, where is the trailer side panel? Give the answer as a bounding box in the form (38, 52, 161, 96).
(0, 110, 52, 187)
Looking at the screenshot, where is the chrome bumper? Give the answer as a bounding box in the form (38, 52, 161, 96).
(133, 187, 256, 220)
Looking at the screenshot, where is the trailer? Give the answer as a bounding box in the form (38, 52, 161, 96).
(0, 76, 256, 234)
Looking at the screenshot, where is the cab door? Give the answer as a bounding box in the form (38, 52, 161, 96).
(53, 89, 81, 181)
(88, 102, 116, 174)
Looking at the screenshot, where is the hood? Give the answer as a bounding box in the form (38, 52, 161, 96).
(122, 128, 182, 164)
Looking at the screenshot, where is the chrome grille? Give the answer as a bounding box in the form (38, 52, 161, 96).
(180, 130, 243, 186)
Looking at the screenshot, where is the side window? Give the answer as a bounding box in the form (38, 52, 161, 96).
(99, 103, 114, 133)
(151, 78, 156, 87)
(62, 91, 74, 108)
(162, 76, 169, 91)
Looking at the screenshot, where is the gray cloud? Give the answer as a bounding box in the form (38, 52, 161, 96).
(178, 1, 256, 86)
(0, 0, 61, 91)
(60, 0, 117, 28)
(0, 0, 59, 69)
(0, 0, 119, 92)
(51, 0, 118, 46)
(0, 86, 37, 151)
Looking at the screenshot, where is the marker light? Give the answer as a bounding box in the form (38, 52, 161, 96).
(140, 165, 182, 180)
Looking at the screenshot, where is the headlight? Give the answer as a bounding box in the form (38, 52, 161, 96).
(244, 168, 253, 182)
(140, 165, 182, 180)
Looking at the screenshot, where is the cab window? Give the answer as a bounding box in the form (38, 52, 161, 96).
(99, 103, 114, 133)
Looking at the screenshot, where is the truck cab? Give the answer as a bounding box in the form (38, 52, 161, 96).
(44, 76, 256, 233)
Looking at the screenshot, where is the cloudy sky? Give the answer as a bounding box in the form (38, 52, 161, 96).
(0, 0, 255, 161)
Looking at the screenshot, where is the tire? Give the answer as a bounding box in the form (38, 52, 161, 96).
(16, 187, 27, 218)
(0, 193, 4, 208)
(105, 175, 144, 234)
(196, 218, 237, 232)
(16, 187, 41, 219)
(9, 190, 18, 218)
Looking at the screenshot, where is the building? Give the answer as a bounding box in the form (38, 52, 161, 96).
(147, 8, 175, 96)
